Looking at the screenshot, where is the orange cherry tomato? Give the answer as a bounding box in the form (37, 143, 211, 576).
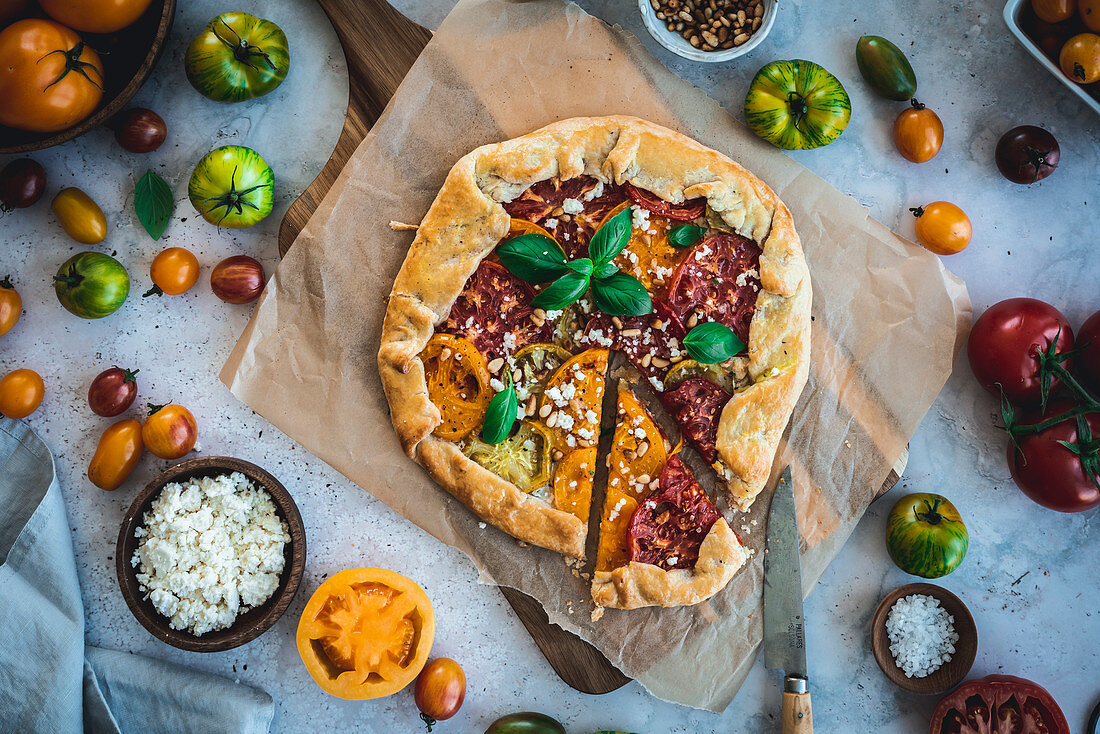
(141, 403, 197, 459)
(88, 419, 144, 491)
(0, 19, 104, 133)
(38, 0, 154, 34)
(911, 201, 972, 256)
(0, 368, 44, 419)
(1032, 0, 1077, 22)
(414, 658, 466, 725)
(52, 187, 107, 244)
(1082, 0, 1100, 31)
(146, 247, 200, 297)
(1060, 33, 1100, 83)
(0, 276, 22, 337)
(296, 568, 435, 700)
(893, 99, 943, 164)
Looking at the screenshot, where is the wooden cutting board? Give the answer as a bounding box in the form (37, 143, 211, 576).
(282, 0, 909, 695)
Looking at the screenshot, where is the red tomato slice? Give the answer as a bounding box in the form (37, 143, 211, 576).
(659, 377, 732, 464)
(502, 176, 627, 258)
(668, 233, 762, 344)
(579, 300, 685, 382)
(624, 182, 706, 222)
(626, 454, 720, 570)
(930, 674, 1070, 734)
(438, 260, 550, 364)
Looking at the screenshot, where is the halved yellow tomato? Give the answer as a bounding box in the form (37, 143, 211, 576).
(538, 348, 608, 451)
(511, 342, 571, 401)
(421, 334, 491, 441)
(553, 447, 596, 522)
(463, 421, 552, 492)
(664, 358, 738, 393)
(600, 201, 687, 294)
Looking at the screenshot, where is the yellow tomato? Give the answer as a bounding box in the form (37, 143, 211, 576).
(142, 403, 197, 459)
(911, 202, 972, 256)
(1082, 0, 1100, 31)
(147, 247, 200, 296)
(1060, 33, 1100, 83)
(0, 276, 21, 337)
(88, 419, 144, 491)
(893, 100, 944, 164)
(0, 368, 44, 419)
(52, 187, 106, 244)
(1032, 0, 1077, 22)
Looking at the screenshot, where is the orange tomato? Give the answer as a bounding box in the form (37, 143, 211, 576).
(142, 403, 197, 459)
(600, 201, 687, 295)
(146, 247, 200, 296)
(0, 276, 22, 337)
(1032, 0, 1077, 22)
(1082, 0, 1100, 31)
(552, 447, 597, 522)
(414, 658, 466, 724)
(297, 568, 435, 700)
(538, 348, 608, 452)
(421, 334, 492, 441)
(38, 0, 154, 34)
(1060, 33, 1100, 83)
(51, 187, 106, 244)
(88, 419, 144, 491)
(0, 368, 44, 419)
(893, 99, 944, 164)
(0, 19, 104, 133)
(911, 202, 972, 256)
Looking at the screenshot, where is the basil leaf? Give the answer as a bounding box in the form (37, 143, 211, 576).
(135, 170, 173, 240)
(481, 377, 518, 444)
(497, 234, 569, 283)
(588, 205, 632, 265)
(668, 224, 706, 248)
(683, 322, 745, 364)
(566, 257, 594, 277)
(532, 271, 590, 310)
(590, 272, 652, 316)
(592, 261, 618, 279)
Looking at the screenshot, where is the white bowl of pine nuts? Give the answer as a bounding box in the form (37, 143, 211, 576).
(638, 0, 775, 62)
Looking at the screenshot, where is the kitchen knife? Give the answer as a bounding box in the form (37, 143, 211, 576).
(763, 466, 813, 733)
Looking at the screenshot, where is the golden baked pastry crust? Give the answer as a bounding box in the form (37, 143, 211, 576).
(378, 115, 811, 560)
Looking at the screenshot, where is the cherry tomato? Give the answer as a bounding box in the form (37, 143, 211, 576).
(1077, 310, 1100, 393)
(0, 368, 44, 419)
(893, 99, 943, 164)
(1, 158, 46, 210)
(210, 255, 265, 304)
(1032, 0, 1077, 22)
(968, 298, 1074, 406)
(414, 658, 466, 724)
(88, 419, 144, 491)
(1009, 401, 1100, 512)
(52, 187, 107, 245)
(38, 0, 153, 34)
(0, 19, 104, 133)
(1082, 0, 1100, 31)
(1060, 32, 1100, 83)
(146, 247, 200, 297)
(142, 403, 197, 459)
(910, 201, 971, 256)
(995, 125, 1059, 184)
(111, 108, 167, 153)
(0, 276, 22, 338)
(88, 366, 139, 417)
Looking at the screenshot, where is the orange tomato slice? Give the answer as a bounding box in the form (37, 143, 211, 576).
(538, 348, 608, 451)
(553, 447, 597, 522)
(599, 201, 687, 294)
(421, 334, 492, 441)
(508, 217, 559, 242)
(297, 568, 435, 700)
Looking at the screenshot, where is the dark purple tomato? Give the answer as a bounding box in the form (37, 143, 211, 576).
(0, 158, 46, 210)
(111, 108, 167, 153)
(995, 125, 1060, 184)
(88, 366, 139, 417)
(1078, 310, 1100, 394)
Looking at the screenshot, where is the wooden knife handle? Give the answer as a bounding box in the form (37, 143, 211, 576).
(781, 677, 813, 734)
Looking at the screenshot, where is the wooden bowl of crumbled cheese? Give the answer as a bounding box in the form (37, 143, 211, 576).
(870, 582, 977, 695)
(116, 457, 306, 652)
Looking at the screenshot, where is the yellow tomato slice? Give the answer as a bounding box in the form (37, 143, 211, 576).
(538, 348, 608, 451)
(421, 334, 492, 441)
(599, 201, 687, 294)
(553, 447, 597, 522)
(663, 358, 738, 393)
(511, 342, 572, 400)
(463, 421, 552, 493)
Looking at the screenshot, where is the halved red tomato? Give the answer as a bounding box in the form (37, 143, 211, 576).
(624, 182, 706, 222)
(502, 175, 627, 258)
(668, 233, 762, 344)
(930, 674, 1069, 734)
(438, 260, 550, 364)
(627, 454, 720, 569)
(660, 377, 732, 464)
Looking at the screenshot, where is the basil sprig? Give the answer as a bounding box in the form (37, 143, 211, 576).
(668, 224, 706, 248)
(135, 170, 173, 240)
(683, 322, 745, 363)
(497, 205, 651, 316)
(481, 373, 518, 444)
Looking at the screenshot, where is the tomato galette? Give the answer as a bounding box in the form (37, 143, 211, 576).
(379, 116, 810, 611)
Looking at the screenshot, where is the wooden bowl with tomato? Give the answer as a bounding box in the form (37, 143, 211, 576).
(0, 0, 175, 154)
(116, 456, 306, 652)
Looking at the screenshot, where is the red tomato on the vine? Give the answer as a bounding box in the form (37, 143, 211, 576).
(1008, 401, 1100, 512)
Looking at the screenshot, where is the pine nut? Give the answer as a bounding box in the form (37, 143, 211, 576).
(733, 32, 750, 45)
(641, 352, 653, 368)
(649, 0, 765, 51)
(611, 316, 624, 329)
(621, 328, 642, 337)
(552, 449, 565, 461)
(686, 313, 699, 328)
(539, 403, 553, 418)
(636, 473, 651, 485)
(526, 396, 537, 416)
(546, 411, 559, 428)
(637, 441, 649, 457)
(488, 357, 504, 373)
(652, 357, 670, 369)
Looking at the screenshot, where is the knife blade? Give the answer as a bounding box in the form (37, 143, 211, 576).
(763, 466, 814, 733)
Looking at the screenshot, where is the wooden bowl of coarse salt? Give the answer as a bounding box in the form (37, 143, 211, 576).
(870, 582, 977, 695)
(116, 457, 306, 652)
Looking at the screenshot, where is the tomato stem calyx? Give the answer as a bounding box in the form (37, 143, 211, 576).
(419, 712, 436, 732)
(53, 264, 84, 292)
(211, 17, 279, 72)
(909, 97, 926, 110)
(39, 42, 104, 93)
(115, 366, 139, 383)
(786, 91, 808, 123)
(142, 284, 164, 298)
(146, 402, 167, 416)
(914, 498, 945, 525)
(908, 206, 924, 218)
(0, 275, 13, 290)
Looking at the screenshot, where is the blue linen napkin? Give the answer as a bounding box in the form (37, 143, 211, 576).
(0, 418, 275, 734)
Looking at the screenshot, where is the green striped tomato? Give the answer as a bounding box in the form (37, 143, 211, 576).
(744, 59, 851, 150)
(886, 493, 968, 579)
(188, 145, 274, 228)
(185, 12, 290, 103)
(54, 252, 130, 319)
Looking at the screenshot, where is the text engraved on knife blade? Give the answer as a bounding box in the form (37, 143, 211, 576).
(787, 617, 804, 651)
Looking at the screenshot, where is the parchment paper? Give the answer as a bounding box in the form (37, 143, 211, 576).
(220, 0, 971, 711)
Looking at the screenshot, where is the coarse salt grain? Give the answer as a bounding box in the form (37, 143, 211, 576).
(885, 593, 959, 678)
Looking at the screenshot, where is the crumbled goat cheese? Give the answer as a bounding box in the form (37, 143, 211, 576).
(666, 556, 678, 566)
(544, 309, 563, 320)
(582, 181, 604, 201)
(490, 377, 506, 392)
(557, 412, 575, 430)
(577, 427, 595, 440)
(585, 409, 598, 424)
(562, 198, 584, 215)
(886, 594, 959, 678)
(631, 205, 650, 232)
(560, 383, 577, 400)
(735, 267, 760, 287)
(543, 218, 558, 230)
(132, 472, 289, 636)
(501, 332, 517, 353)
